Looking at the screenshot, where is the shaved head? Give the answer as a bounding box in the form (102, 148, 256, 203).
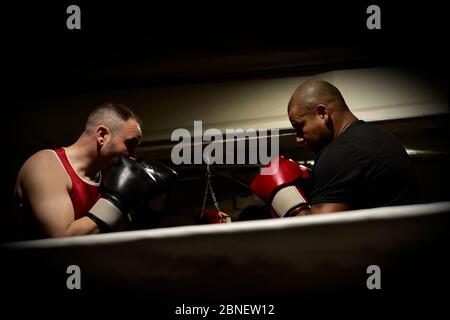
(288, 79, 347, 115)
(84, 102, 141, 135)
(287, 79, 358, 153)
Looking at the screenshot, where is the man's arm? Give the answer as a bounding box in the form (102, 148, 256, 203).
(310, 203, 351, 215)
(18, 151, 99, 237)
(308, 145, 360, 216)
(294, 203, 350, 216)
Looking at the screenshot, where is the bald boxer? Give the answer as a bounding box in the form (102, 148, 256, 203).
(12, 102, 170, 240)
(252, 80, 421, 217)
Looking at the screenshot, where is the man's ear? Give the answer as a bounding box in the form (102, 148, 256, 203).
(316, 104, 328, 120)
(317, 104, 334, 131)
(96, 125, 110, 146)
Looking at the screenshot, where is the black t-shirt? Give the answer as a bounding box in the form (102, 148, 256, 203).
(310, 120, 421, 209)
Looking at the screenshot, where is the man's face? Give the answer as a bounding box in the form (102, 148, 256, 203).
(288, 107, 332, 154)
(104, 118, 142, 160)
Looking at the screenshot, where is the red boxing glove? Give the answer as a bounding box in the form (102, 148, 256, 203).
(199, 209, 231, 224)
(251, 156, 311, 218)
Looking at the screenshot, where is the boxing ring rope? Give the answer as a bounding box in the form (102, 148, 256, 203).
(2, 202, 450, 302)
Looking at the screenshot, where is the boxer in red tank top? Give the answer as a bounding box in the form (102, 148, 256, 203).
(53, 148, 101, 220)
(12, 102, 143, 240)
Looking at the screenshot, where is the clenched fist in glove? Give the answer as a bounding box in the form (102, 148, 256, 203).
(138, 159, 178, 198)
(88, 157, 177, 230)
(130, 159, 178, 229)
(251, 156, 311, 218)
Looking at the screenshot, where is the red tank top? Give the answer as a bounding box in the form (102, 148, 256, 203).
(53, 148, 101, 220)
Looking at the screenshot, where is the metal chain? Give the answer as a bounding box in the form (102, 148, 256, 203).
(201, 161, 220, 218)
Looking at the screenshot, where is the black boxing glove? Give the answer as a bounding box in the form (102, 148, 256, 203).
(128, 159, 178, 229)
(88, 157, 160, 229)
(137, 159, 178, 198)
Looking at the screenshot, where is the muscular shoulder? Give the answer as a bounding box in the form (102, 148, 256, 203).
(19, 150, 58, 176)
(17, 150, 70, 194)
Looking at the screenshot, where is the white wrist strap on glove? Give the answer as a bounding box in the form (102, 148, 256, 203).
(89, 198, 123, 227)
(272, 186, 308, 217)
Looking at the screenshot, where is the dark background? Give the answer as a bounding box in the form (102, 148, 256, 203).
(1, 2, 449, 317)
(3, 2, 449, 234)
(4, 2, 448, 93)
